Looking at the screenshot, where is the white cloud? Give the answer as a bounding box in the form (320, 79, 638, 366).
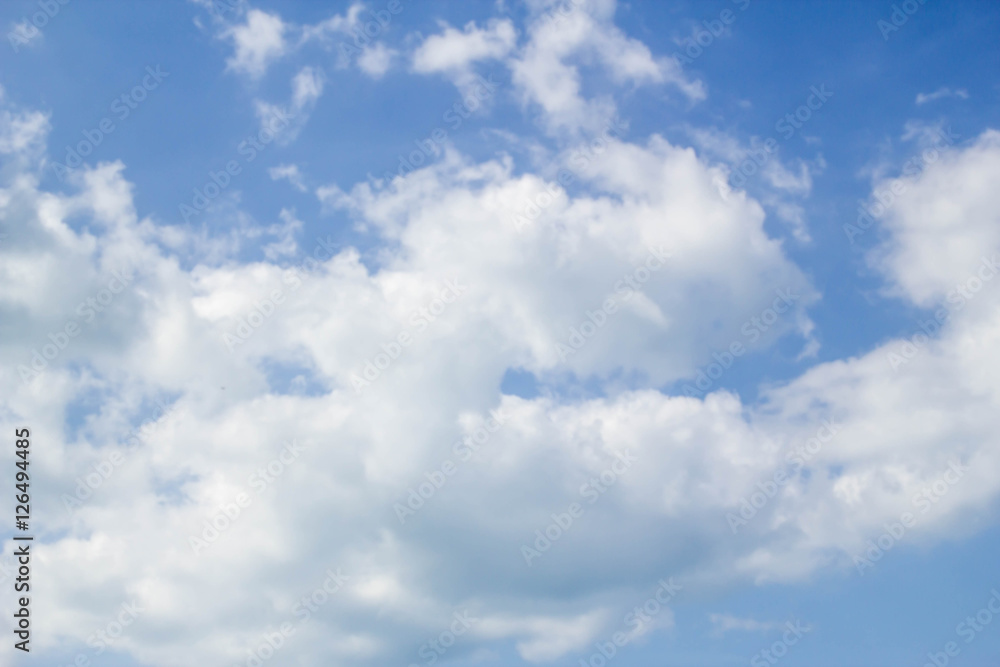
(412, 19, 517, 73)
(478, 610, 609, 662)
(410, 18, 515, 99)
(254, 66, 324, 144)
(213, 4, 364, 79)
(0, 92, 822, 664)
(867, 130, 1000, 306)
(268, 164, 307, 191)
(291, 65, 324, 108)
(223, 9, 289, 78)
(688, 127, 824, 242)
(7, 20, 43, 51)
(0, 83, 50, 160)
(358, 43, 396, 79)
(243, 207, 302, 260)
(916, 87, 969, 106)
(320, 138, 816, 383)
(0, 107, 49, 157)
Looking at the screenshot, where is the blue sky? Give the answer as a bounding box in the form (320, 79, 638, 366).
(2, 1, 1000, 666)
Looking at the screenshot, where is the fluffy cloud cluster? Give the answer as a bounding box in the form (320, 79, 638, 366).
(408, 0, 703, 133)
(412, 19, 517, 74)
(210, 0, 705, 140)
(2, 5, 1000, 667)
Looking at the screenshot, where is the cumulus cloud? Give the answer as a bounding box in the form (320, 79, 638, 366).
(412, 19, 517, 74)
(299, 3, 364, 46)
(410, 18, 515, 99)
(7, 89, 1000, 663)
(4, 9, 1000, 667)
(214, 3, 365, 79)
(867, 130, 1000, 306)
(268, 164, 307, 191)
(0, 89, 813, 664)
(407, 1, 703, 134)
(507, 0, 704, 134)
(0, 108, 49, 158)
(223, 9, 289, 78)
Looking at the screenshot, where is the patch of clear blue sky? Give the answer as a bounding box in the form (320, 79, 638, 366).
(3, 1, 1000, 665)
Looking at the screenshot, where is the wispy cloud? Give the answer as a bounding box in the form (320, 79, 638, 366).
(709, 613, 784, 636)
(916, 86, 969, 105)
